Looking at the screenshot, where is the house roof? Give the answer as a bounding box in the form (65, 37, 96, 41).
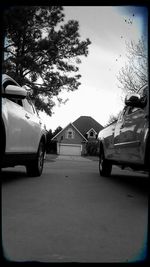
(86, 128, 97, 134)
(73, 116, 103, 137)
(51, 122, 88, 141)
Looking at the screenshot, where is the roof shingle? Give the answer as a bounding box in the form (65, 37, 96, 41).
(73, 116, 103, 137)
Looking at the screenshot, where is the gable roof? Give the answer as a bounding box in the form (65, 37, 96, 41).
(51, 122, 88, 141)
(86, 128, 97, 134)
(73, 116, 103, 137)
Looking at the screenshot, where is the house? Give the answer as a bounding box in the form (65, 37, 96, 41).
(51, 116, 103, 156)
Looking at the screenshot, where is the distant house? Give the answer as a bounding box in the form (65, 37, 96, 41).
(51, 116, 103, 156)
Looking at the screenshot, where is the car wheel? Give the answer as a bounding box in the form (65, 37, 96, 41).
(99, 148, 112, 177)
(26, 141, 45, 177)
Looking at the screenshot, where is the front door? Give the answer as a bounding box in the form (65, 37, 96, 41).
(114, 106, 147, 163)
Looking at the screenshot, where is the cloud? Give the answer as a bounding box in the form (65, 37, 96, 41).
(42, 82, 124, 131)
(41, 6, 145, 131)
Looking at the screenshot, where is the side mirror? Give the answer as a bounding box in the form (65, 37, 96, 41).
(125, 93, 147, 108)
(4, 85, 27, 99)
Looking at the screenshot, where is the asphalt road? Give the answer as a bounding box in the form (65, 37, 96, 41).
(1, 155, 149, 263)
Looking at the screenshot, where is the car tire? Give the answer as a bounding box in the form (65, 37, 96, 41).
(26, 141, 45, 177)
(99, 148, 112, 177)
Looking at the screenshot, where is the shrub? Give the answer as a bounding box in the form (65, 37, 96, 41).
(86, 141, 99, 156)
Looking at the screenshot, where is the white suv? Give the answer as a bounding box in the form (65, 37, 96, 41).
(1, 74, 46, 176)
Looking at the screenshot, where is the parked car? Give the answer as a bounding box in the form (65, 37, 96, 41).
(1, 74, 46, 176)
(98, 84, 149, 176)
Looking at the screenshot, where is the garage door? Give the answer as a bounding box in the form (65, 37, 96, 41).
(59, 144, 81, 156)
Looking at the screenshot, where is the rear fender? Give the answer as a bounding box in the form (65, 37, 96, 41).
(38, 135, 46, 152)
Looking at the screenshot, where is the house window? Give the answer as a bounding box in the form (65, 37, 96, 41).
(90, 131, 94, 137)
(87, 129, 97, 139)
(68, 131, 73, 139)
(66, 128, 75, 139)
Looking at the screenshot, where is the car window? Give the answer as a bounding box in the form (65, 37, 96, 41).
(23, 98, 35, 114)
(7, 97, 23, 106)
(31, 103, 37, 114)
(3, 80, 18, 89)
(125, 106, 141, 115)
(2, 79, 24, 105)
(118, 106, 128, 122)
(2, 80, 21, 102)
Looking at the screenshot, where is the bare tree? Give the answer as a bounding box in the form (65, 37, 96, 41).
(117, 37, 148, 93)
(105, 112, 120, 127)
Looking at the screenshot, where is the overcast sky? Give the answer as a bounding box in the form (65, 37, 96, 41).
(39, 5, 147, 131)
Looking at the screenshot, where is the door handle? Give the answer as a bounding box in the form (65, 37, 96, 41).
(25, 113, 30, 119)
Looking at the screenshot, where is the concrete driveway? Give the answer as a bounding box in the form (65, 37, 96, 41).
(2, 154, 148, 263)
(56, 155, 92, 161)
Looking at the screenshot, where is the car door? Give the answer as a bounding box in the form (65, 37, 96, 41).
(114, 87, 148, 164)
(5, 97, 32, 153)
(22, 98, 42, 152)
(113, 107, 128, 161)
(119, 107, 145, 162)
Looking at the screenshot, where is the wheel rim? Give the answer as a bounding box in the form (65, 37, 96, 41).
(38, 143, 44, 172)
(99, 153, 104, 172)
